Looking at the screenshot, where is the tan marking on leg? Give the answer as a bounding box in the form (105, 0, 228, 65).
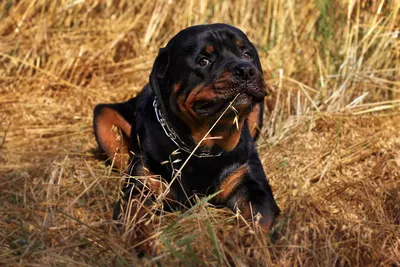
(135, 166, 176, 201)
(122, 172, 176, 255)
(96, 107, 131, 170)
(216, 164, 248, 201)
(122, 199, 160, 255)
(239, 202, 277, 231)
(259, 213, 275, 230)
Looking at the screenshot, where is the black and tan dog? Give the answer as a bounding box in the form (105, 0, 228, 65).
(93, 23, 279, 249)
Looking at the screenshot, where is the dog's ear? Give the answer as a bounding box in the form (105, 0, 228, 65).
(149, 48, 170, 103)
(93, 98, 135, 171)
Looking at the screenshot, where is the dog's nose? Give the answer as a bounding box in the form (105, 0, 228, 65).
(233, 63, 256, 81)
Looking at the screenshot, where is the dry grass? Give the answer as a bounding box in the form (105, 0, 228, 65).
(1, 0, 400, 266)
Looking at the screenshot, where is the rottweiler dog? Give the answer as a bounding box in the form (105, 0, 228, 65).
(93, 23, 279, 249)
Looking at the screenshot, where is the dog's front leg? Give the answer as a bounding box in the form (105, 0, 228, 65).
(114, 162, 175, 256)
(215, 155, 280, 229)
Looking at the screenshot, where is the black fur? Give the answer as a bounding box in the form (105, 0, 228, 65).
(94, 23, 279, 229)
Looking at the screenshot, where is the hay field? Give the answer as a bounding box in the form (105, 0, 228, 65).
(1, 0, 399, 266)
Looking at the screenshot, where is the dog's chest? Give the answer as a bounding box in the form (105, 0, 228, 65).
(149, 154, 245, 199)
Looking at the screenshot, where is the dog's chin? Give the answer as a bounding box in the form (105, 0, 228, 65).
(233, 93, 255, 108)
(192, 100, 226, 118)
(193, 93, 258, 118)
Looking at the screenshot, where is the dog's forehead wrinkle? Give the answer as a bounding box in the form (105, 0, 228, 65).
(204, 32, 241, 54)
(169, 26, 249, 56)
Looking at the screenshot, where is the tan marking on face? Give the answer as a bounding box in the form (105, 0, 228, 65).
(214, 70, 233, 91)
(206, 45, 214, 54)
(175, 82, 257, 151)
(176, 85, 217, 147)
(216, 164, 248, 201)
(177, 86, 253, 151)
(247, 103, 262, 139)
(177, 85, 216, 120)
(236, 39, 245, 48)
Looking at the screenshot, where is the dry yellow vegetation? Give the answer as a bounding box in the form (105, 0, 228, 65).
(1, 0, 399, 266)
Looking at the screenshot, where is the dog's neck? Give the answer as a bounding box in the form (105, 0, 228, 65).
(153, 97, 223, 158)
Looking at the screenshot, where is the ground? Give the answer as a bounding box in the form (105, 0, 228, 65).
(1, 1, 399, 266)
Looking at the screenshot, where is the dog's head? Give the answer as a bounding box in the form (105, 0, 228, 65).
(151, 24, 267, 150)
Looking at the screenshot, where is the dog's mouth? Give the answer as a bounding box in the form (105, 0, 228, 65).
(193, 93, 256, 117)
(187, 71, 268, 118)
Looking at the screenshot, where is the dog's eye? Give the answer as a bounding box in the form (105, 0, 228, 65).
(198, 57, 210, 66)
(243, 51, 252, 60)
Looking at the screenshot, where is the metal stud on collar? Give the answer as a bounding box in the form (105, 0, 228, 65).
(153, 97, 222, 158)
